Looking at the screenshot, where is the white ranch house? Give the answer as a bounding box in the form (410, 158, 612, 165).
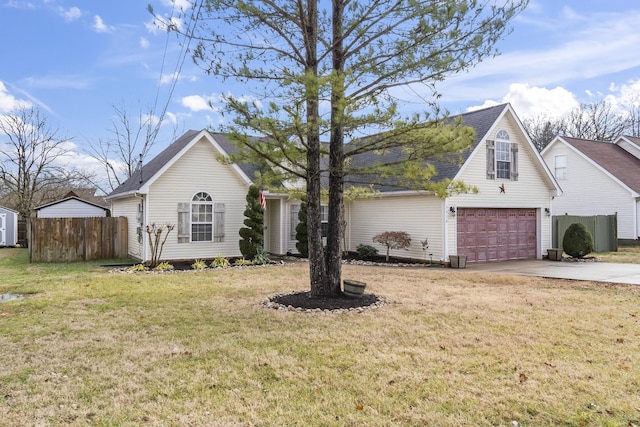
(105, 103, 561, 264)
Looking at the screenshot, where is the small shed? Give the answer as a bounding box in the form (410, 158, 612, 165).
(0, 205, 19, 247)
(35, 192, 110, 218)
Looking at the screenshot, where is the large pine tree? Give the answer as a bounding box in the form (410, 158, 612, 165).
(167, 0, 528, 297)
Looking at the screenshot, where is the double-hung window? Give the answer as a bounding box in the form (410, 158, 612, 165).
(496, 137, 511, 179)
(486, 130, 518, 181)
(555, 155, 567, 180)
(191, 192, 213, 242)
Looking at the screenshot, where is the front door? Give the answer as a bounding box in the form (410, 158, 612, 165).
(265, 200, 282, 254)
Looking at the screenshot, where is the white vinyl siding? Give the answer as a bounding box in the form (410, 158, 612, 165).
(347, 195, 444, 261)
(36, 199, 107, 218)
(449, 113, 554, 259)
(111, 196, 144, 261)
(145, 137, 249, 260)
(543, 141, 637, 239)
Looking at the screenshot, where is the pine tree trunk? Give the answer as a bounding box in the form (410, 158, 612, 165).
(303, 0, 328, 297)
(324, 0, 345, 298)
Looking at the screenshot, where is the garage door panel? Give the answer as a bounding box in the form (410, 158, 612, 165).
(457, 208, 537, 263)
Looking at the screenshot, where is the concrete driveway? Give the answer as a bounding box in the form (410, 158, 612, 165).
(459, 259, 640, 285)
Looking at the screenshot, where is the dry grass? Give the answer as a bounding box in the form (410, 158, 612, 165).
(0, 248, 639, 426)
(596, 245, 640, 264)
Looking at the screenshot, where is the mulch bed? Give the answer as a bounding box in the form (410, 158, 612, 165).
(269, 291, 381, 311)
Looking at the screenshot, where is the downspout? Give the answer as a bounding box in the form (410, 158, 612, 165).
(442, 199, 448, 262)
(635, 196, 640, 241)
(134, 192, 146, 262)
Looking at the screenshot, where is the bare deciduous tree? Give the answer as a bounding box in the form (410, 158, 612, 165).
(87, 103, 178, 193)
(373, 231, 412, 262)
(524, 98, 638, 151)
(565, 100, 628, 141)
(0, 107, 85, 221)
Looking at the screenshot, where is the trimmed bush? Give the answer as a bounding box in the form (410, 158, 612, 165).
(239, 185, 265, 260)
(356, 244, 379, 260)
(562, 223, 594, 258)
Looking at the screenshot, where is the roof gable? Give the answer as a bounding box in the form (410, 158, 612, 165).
(344, 104, 508, 192)
(0, 205, 18, 214)
(345, 103, 559, 194)
(556, 136, 640, 194)
(34, 196, 109, 212)
(614, 135, 640, 160)
(106, 130, 256, 199)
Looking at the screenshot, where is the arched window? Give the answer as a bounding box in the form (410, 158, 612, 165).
(191, 192, 213, 241)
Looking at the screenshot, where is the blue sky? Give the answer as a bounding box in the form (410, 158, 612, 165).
(2, 0, 640, 184)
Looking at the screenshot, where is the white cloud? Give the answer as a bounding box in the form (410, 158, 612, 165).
(5, 0, 35, 9)
(438, 9, 640, 106)
(21, 75, 90, 90)
(181, 94, 220, 112)
(141, 112, 178, 128)
(469, 84, 579, 120)
(159, 72, 198, 85)
(61, 6, 81, 22)
(160, 72, 179, 85)
(146, 14, 184, 34)
(93, 15, 114, 33)
(162, 0, 192, 12)
(139, 37, 150, 49)
(606, 79, 640, 105)
(0, 81, 32, 114)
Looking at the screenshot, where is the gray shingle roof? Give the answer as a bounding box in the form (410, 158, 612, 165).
(562, 136, 640, 194)
(344, 103, 508, 191)
(106, 130, 262, 199)
(107, 103, 509, 198)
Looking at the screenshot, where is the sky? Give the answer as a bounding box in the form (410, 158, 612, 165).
(1, 0, 640, 189)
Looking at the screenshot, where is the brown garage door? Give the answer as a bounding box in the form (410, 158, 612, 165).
(457, 208, 537, 263)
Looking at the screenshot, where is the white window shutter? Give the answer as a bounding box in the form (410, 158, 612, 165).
(214, 203, 225, 242)
(510, 144, 519, 181)
(177, 203, 190, 243)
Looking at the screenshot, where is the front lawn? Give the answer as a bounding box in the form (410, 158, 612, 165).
(0, 248, 639, 426)
(596, 245, 640, 264)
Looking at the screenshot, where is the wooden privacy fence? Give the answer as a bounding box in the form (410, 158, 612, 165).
(552, 214, 618, 253)
(30, 217, 128, 262)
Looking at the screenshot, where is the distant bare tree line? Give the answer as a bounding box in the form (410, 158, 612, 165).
(522, 98, 640, 151)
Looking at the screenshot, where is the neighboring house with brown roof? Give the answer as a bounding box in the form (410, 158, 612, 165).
(541, 135, 640, 242)
(105, 104, 561, 264)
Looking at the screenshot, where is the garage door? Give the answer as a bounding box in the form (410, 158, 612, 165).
(457, 208, 537, 263)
